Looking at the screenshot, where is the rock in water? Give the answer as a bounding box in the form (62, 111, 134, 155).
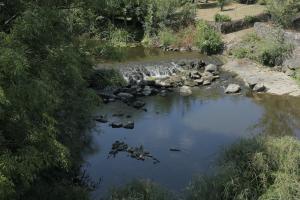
(95, 115, 108, 123)
(225, 84, 241, 94)
(205, 64, 218, 73)
(179, 86, 192, 96)
(132, 101, 146, 109)
(123, 121, 134, 129)
(253, 83, 266, 92)
(111, 122, 123, 128)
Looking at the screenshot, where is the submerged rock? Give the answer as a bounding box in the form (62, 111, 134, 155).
(132, 100, 146, 109)
(225, 84, 241, 94)
(123, 121, 135, 129)
(179, 86, 192, 96)
(95, 115, 108, 123)
(111, 122, 123, 128)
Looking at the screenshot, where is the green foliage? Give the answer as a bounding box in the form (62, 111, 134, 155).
(217, 0, 227, 11)
(158, 28, 178, 46)
(214, 14, 232, 22)
(90, 69, 126, 90)
(0, 2, 97, 200)
(186, 136, 300, 200)
(266, 0, 300, 28)
(195, 21, 224, 55)
(231, 33, 293, 67)
(244, 15, 258, 24)
(106, 180, 174, 200)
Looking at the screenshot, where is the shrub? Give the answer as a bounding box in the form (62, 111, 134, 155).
(195, 21, 224, 55)
(267, 0, 299, 28)
(90, 69, 126, 89)
(214, 14, 232, 22)
(244, 15, 258, 24)
(186, 136, 300, 200)
(231, 33, 293, 67)
(106, 180, 174, 200)
(158, 28, 178, 46)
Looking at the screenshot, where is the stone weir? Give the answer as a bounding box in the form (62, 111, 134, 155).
(95, 57, 229, 105)
(97, 56, 224, 86)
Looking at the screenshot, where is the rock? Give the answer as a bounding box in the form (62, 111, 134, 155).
(113, 113, 124, 117)
(95, 115, 108, 123)
(111, 122, 123, 128)
(179, 86, 192, 96)
(194, 79, 204, 85)
(184, 80, 198, 87)
(190, 71, 201, 79)
(142, 86, 152, 96)
(225, 84, 241, 94)
(253, 83, 266, 92)
(179, 47, 187, 52)
(132, 101, 146, 109)
(117, 92, 134, 100)
(205, 64, 218, 73)
(247, 77, 259, 89)
(285, 69, 295, 77)
(159, 90, 167, 97)
(203, 80, 211, 86)
(123, 121, 134, 129)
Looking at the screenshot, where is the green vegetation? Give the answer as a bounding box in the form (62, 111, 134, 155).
(195, 21, 224, 55)
(106, 180, 174, 200)
(217, 0, 227, 11)
(244, 15, 259, 24)
(158, 28, 178, 47)
(231, 33, 293, 67)
(266, 0, 300, 28)
(90, 69, 126, 90)
(186, 136, 300, 200)
(214, 13, 232, 22)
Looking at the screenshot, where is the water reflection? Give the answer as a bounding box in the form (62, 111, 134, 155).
(84, 86, 300, 199)
(251, 94, 300, 137)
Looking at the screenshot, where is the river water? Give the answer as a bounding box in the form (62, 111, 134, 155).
(84, 48, 300, 199)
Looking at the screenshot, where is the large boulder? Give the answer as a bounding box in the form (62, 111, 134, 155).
(225, 84, 241, 94)
(179, 86, 192, 96)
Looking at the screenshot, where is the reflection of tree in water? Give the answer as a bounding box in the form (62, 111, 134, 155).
(149, 88, 223, 115)
(252, 94, 300, 136)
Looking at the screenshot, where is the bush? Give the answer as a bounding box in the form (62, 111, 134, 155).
(244, 15, 258, 24)
(195, 21, 224, 55)
(186, 136, 300, 200)
(231, 33, 293, 67)
(106, 180, 174, 200)
(214, 14, 232, 22)
(158, 28, 178, 46)
(267, 0, 299, 28)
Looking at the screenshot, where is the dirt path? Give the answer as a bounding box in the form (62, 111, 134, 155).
(222, 59, 300, 96)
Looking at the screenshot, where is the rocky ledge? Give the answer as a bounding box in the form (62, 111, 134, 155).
(222, 59, 300, 96)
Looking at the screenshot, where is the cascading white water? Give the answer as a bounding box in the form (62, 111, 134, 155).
(119, 62, 183, 84)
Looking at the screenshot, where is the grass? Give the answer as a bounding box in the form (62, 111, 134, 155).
(186, 136, 300, 200)
(197, 2, 266, 22)
(105, 179, 174, 200)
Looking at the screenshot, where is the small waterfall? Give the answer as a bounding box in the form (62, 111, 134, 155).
(119, 62, 183, 84)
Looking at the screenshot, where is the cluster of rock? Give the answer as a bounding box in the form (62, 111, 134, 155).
(95, 115, 135, 129)
(158, 45, 197, 52)
(108, 141, 160, 164)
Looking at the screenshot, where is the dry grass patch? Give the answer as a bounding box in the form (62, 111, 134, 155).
(197, 2, 266, 22)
